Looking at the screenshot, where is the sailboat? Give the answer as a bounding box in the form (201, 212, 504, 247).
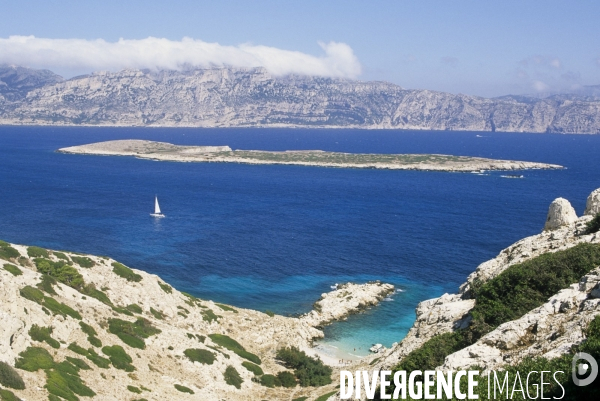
(150, 196, 165, 218)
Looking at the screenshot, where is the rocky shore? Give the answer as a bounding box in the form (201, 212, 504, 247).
(300, 282, 395, 328)
(58, 139, 564, 172)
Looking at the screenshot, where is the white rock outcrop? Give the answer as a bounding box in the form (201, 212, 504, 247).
(585, 188, 600, 216)
(442, 267, 600, 371)
(300, 282, 395, 327)
(544, 197, 578, 231)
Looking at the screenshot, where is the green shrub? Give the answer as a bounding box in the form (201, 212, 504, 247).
(127, 385, 142, 394)
(586, 212, 600, 234)
(276, 346, 332, 387)
(86, 349, 110, 369)
(27, 246, 49, 258)
(79, 322, 97, 336)
(0, 361, 25, 390)
(201, 308, 220, 323)
(43, 296, 82, 320)
(469, 242, 600, 339)
(67, 343, 110, 368)
(80, 283, 113, 306)
(19, 285, 44, 303)
(259, 374, 281, 388)
(112, 262, 142, 282)
(79, 322, 102, 346)
(242, 361, 263, 376)
(216, 303, 238, 313)
(37, 274, 57, 295)
(224, 366, 243, 389)
(34, 258, 84, 290)
(15, 347, 55, 371)
(53, 252, 70, 261)
(315, 391, 337, 401)
(277, 371, 297, 388)
(102, 345, 135, 371)
(292, 397, 309, 401)
(47, 368, 96, 400)
(0, 241, 20, 261)
(183, 348, 216, 365)
(71, 256, 95, 268)
(265, 310, 275, 317)
(208, 334, 261, 365)
(108, 318, 161, 349)
(150, 307, 164, 320)
(126, 304, 143, 314)
(29, 325, 60, 349)
(88, 336, 102, 347)
(65, 357, 91, 370)
(67, 343, 88, 356)
(174, 384, 194, 394)
(2, 264, 22, 276)
(0, 388, 20, 401)
(158, 281, 172, 294)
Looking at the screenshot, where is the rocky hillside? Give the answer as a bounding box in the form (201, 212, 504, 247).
(0, 238, 394, 400)
(327, 188, 600, 400)
(1, 66, 599, 133)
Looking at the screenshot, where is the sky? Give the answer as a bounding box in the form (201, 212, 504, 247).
(1, 0, 599, 97)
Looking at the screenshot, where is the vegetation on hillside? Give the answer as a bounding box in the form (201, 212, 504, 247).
(276, 346, 332, 387)
(224, 366, 243, 389)
(183, 349, 216, 365)
(0, 241, 19, 261)
(112, 262, 142, 282)
(0, 362, 25, 390)
(586, 212, 600, 234)
(15, 346, 95, 400)
(107, 318, 161, 349)
(208, 334, 261, 365)
(377, 243, 600, 399)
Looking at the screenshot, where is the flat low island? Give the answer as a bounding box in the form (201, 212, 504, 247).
(58, 140, 563, 172)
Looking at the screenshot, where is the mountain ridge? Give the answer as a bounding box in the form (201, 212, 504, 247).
(1, 65, 599, 133)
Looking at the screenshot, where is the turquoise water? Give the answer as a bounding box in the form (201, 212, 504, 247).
(1, 126, 599, 358)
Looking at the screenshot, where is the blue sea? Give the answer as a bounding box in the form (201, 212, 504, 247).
(1, 126, 599, 359)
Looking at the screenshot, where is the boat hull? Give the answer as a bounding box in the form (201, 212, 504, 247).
(150, 213, 165, 218)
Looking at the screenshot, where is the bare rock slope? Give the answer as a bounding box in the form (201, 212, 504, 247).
(1, 66, 600, 133)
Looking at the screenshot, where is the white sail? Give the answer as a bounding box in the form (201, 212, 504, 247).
(154, 196, 161, 214)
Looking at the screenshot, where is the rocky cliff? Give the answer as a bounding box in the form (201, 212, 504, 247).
(1, 66, 599, 133)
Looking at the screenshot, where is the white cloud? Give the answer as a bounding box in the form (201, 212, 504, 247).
(0, 36, 362, 79)
(532, 80, 549, 92)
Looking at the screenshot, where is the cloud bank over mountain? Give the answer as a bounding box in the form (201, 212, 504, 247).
(0, 36, 362, 79)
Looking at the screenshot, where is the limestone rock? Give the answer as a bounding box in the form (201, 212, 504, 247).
(584, 188, 600, 216)
(544, 197, 578, 231)
(1, 66, 600, 133)
(300, 282, 395, 327)
(441, 268, 600, 371)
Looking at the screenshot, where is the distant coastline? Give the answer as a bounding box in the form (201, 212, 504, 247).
(58, 139, 564, 172)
